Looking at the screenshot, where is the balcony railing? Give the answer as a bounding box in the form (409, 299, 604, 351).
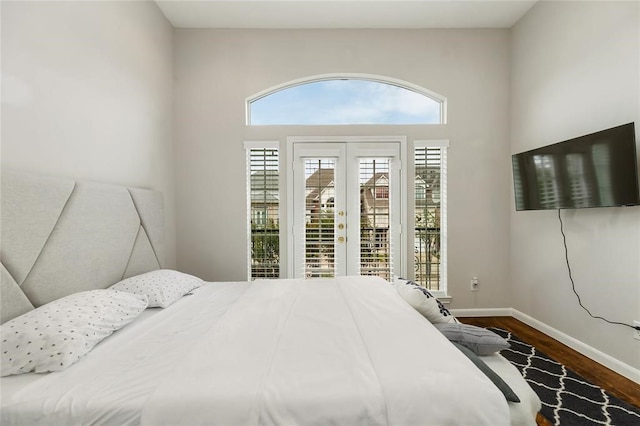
(414, 227, 441, 290)
(251, 225, 279, 278)
(251, 224, 441, 287)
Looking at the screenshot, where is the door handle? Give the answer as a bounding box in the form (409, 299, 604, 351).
(338, 223, 345, 230)
(337, 236, 345, 243)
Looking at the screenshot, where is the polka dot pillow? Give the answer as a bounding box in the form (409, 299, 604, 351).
(1, 289, 148, 377)
(395, 279, 457, 324)
(109, 269, 203, 308)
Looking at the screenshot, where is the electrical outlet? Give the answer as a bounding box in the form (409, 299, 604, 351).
(634, 321, 640, 341)
(470, 277, 479, 291)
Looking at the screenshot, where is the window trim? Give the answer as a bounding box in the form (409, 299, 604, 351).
(246, 73, 447, 126)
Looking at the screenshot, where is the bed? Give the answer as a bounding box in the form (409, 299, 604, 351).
(0, 170, 541, 425)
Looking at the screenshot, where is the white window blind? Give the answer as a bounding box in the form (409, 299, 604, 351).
(359, 158, 392, 280)
(303, 159, 336, 278)
(414, 141, 448, 292)
(246, 143, 280, 279)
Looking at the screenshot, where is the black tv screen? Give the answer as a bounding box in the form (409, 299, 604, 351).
(512, 123, 640, 210)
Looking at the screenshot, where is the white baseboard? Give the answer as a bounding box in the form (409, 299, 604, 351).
(451, 307, 640, 385)
(450, 308, 513, 317)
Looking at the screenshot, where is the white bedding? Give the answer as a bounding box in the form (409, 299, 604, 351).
(1, 276, 538, 425)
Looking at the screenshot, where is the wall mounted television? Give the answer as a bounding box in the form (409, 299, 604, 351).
(512, 122, 640, 211)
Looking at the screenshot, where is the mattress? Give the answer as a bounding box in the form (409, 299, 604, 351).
(1, 276, 539, 425)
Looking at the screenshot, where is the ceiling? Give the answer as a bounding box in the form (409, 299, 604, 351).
(155, 0, 538, 29)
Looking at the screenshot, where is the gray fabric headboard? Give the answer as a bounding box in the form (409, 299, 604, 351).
(1, 170, 165, 324)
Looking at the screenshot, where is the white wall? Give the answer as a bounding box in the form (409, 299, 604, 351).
(511, 1, 640, 370)
(1, 1, 177, 267)
(173, 28, 512, 309)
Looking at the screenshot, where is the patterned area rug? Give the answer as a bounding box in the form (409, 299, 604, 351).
(489, 328, 640, 426)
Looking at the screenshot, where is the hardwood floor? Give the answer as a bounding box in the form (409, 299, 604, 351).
(458, 316, 640, 426)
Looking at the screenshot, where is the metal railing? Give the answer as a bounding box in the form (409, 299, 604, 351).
(414, 227, 441, 290)
(251, 225, 279, 278)
(250, 224, 440, 287)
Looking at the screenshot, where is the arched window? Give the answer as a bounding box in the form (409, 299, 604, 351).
(247, 75, 445, 125)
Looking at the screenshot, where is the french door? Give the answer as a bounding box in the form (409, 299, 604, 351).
(290, 140, 403, 279)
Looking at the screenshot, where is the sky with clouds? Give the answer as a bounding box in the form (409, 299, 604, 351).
(250, 79, 441, 125)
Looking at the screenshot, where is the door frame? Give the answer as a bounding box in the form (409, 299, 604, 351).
(286, 135, 408, 279)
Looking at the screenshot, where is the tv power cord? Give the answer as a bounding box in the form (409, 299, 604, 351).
(558, 209, 639, 331)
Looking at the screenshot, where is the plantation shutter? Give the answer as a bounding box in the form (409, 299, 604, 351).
(359, 158, 392, 280)
(246, 143, 280, 279)
(414, 141, 448, 292)
(303, 158, 337, 278)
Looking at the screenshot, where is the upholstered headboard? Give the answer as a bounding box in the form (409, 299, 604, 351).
(1, 170, 165, 324)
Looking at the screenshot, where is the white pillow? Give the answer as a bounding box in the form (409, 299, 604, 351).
(396, 279, 457, 324)
(1, 289, 148, 377)
(109, 269, 203, 308)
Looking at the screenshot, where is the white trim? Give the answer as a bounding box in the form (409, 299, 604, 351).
(286, 140, 295, 278)
(399, 139, 408, 281)
(451, 308, 640, 384)
(511, 309, 640, 385)
(246, 73, 447, 125)
(434, 295, 452, 305)
(288, 135, 408, 144)
(244, 140, 279, 149)
(450, 308, 513, 317)
(414, 139, 450, 148)
(440, 148, 447, 295)
(245, 147, 252, 281)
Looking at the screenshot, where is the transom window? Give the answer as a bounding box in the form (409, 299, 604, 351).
(248, 76, 443, 125)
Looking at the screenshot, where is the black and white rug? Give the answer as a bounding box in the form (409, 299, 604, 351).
(490, 328, 640, 426)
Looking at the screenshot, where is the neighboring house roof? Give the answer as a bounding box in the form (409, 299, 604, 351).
(251, 170, 279, 204)
(415, 168, 441, 205)
(362, 173, 389, 189)
(305, 168, 335, 202)
(250, 170, 279, 189)
(415, 166, 440, 185)
(361, 172, 390, 211)
(251, 190, 279, 203)
(251, 169, 438, 207)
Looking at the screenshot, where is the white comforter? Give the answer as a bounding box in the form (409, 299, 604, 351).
(1, 276, 512, 425)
